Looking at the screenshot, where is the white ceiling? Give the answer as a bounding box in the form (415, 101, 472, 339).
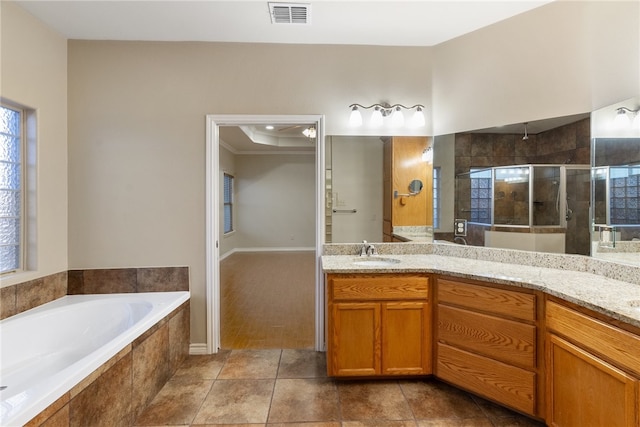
(15, 0, 553, 47)
(15, 0, 562, 152)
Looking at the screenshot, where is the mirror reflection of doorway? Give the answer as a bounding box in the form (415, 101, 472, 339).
(218, 124, 317, 349)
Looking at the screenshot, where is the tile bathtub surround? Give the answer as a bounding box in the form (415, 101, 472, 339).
(68, 266, 189, 294)
(25, 301, 190, 427)
(134, 349, 544, 426)
(1, 266, 190, 320)
(0, 270, 67, 320)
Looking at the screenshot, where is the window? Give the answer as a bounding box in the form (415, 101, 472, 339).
(433, 167, 440, 229)
(223, 173, 234, 234)
(1, 105, 23, 274)
(469, 168, 492, 224)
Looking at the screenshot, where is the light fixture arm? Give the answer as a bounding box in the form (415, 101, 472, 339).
(616, 106, 640, 116)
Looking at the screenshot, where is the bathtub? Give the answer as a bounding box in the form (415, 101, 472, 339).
(0, 291, 190, 426)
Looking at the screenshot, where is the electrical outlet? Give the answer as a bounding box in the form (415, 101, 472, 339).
(454, 219, 467, 236)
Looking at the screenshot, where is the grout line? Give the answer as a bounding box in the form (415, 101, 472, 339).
(264, 349, 283, 424)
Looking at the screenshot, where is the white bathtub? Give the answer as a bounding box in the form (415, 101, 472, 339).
(0, 291, 189, 426)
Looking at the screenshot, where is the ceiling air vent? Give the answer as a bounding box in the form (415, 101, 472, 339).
(269, 2, 311, 25)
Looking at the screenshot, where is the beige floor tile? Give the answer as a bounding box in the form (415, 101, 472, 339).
(218, 349, 282, 379)
(343, 421, 418, 427)
(268, 423, 340, 427)
(172, 352, 231, 381)
(470, 395, 545, 426)
(338, 381, 414, 421)
(490, 416, 546, 426)
(277, 349, 327, 379)
(192, 379, 274, 424)
(134, 379, 212, 425)
(268, 378, 340, 423)
(400, 380, 485, 420)
(416, 418, 493, 427)
(195, 424, 265, 427)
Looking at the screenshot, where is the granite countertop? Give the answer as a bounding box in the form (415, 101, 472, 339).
(321, 243, 640, 330)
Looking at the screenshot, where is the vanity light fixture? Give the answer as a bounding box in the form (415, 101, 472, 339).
(348, 103, 426, 128)
(422, 146, 433, 162)
(302, 126, 316, 138)
(614, 106, 640, 129)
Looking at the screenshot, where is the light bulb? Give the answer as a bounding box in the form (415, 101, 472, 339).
(422, 147, 433, 162)
(411, 107, 426, 127)
(370, 107, 383, 127)
(614, 108, 631, 129)
(391, 107, 404, 127)
(349, 106, 362, 127)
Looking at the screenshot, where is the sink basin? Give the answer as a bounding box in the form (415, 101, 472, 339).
(352, 257, 401, 267)
(627, 300, 640, 308)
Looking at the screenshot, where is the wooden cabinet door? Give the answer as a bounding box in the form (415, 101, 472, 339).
(329, 302, 381, 376)
(547, 334, 638, 427)
(382, 301, 432, 375)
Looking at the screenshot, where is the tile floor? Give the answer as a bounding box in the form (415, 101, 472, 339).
(135, 349, 546, 427)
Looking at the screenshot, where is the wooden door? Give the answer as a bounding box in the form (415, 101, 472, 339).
(381, 301, 431, 375)
(547, 334, 638, 427)
(329, 302, 381, 376)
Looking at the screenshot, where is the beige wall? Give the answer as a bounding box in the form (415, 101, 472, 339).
(235, 154, 316, 249)
(65, 41, 432, 343)
(433, 1, 640, 135)
(329, 136, 384, 243)
(0, 2, 68, 287)
(3, 0, 639, 345)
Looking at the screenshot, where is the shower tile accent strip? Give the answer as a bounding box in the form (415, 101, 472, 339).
(0, 266, 189, 320)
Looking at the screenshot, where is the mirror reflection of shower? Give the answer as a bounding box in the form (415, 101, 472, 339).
(455, 164, 591, 254)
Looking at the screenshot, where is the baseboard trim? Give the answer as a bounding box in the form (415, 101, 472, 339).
(220, 247, 316, 260)
(189, 343, 209, 355)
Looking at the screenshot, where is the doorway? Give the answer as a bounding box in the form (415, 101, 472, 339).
(205, 115, 325, 354)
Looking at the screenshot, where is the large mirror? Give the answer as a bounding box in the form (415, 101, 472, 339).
(325, 136, 434, 244)
(590, 95, 640, 266)
(443, 112, 592, 255)
(325, 113, 595, 256)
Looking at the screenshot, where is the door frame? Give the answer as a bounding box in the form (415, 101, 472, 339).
(205, 114, 326, 353)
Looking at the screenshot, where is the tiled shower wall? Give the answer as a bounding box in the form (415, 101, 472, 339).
(454, 118, 590, 175)
(453, 118, 591, 254)
(0, 266, 189, 320)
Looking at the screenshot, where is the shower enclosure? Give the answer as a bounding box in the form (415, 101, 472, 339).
(456, 164, 591, 254)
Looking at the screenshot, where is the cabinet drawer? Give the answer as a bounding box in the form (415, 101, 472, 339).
(546, 300, 640, 376)
(331, 275, 429, 301)
(437, 343, 536, 416)
(438, 279, 535, 321)
(438, 305, 536, 369)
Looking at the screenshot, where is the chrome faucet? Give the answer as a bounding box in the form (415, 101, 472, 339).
(360, 240, 378, 256)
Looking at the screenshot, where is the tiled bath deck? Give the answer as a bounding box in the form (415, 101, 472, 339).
(135, 349, 544, 427)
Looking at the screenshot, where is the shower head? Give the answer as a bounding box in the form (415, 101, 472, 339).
(522, 122, 529, 140)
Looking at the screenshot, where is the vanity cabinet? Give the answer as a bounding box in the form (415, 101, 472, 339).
(435, 277, 540, 416)
(545, 299, 640, 427)
(326, 273, 432, 377)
